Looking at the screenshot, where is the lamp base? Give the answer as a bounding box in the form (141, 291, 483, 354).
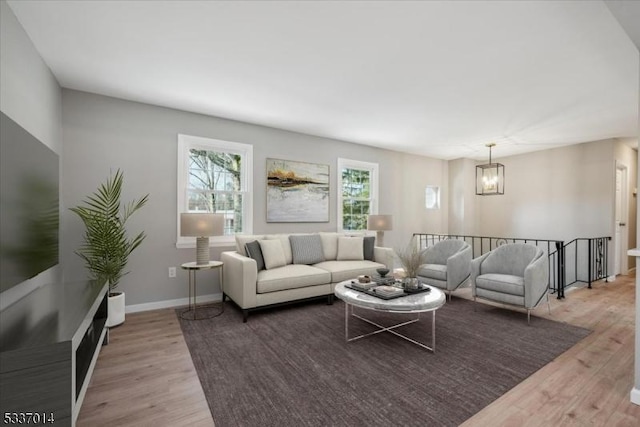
(376, 231, 385, 247)
(196, 236, 210, 265)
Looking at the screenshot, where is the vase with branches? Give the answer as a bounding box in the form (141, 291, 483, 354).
(395, 236, 428, 288)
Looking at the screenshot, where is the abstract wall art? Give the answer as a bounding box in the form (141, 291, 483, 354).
(266, 158, 329, 222)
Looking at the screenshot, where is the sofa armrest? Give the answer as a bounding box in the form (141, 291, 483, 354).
(470, 252, 491, 296)
(373, 246, 395, 269)
(447, 245, 472, 290)
(524, 251, 549, 308)
(221, 251, 258, 309)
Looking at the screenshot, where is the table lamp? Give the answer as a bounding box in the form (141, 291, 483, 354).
(180, 213, 225, 265)
(367, 214, 393, 247)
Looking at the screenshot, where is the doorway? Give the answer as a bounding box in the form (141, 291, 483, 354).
(614, 164, 628, 276)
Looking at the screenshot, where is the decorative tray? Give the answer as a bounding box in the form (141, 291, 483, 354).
(345, 281, 431, 300)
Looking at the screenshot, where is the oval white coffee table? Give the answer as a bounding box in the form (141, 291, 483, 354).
(335, 280, 446, 352)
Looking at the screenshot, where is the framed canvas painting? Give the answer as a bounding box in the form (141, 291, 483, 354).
(266, 158, 329, 222)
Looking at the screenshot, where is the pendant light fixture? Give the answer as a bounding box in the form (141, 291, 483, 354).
(476, 143, 505, 195)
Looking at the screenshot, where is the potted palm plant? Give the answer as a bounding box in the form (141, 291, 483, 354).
(71, 169, 148, 327)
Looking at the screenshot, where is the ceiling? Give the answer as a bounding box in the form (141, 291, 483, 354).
(7, 0, 639, 160)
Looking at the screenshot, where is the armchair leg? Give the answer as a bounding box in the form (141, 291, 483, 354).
(242, 309, 249, 323)
(546, 293, 551, 315)
(527, 309, 531, 325)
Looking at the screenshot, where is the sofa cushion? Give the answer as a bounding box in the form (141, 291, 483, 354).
(245, 240, 265, 271)
(337, 236, 364, 261)
(319, 232, 339, 260)
(259, 239, 287, 270)
(236, 234, 265, 257)
(476, 273, 524, 296)
(289, 234, 325, 265)
(363, 236, 375, 261)
(314, 260, 384, 283)
(417, 264, 447, 281)
(265, 234, 294, 264)
(256, 264, 331, 293)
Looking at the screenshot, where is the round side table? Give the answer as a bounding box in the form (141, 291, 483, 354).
(180, 261, 224, 320)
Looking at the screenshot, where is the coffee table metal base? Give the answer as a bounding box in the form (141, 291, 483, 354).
(344, 303, 437, 352)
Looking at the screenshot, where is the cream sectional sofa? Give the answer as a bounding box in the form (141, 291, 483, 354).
(221, 232, 395, 322)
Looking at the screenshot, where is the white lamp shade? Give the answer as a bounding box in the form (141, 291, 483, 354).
(180, 213, 224, 237)
(367, 214, 393, 231)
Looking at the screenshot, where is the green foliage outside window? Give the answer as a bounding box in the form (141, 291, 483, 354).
(188, 149, 243, 235)
(341, 168, 371, 230)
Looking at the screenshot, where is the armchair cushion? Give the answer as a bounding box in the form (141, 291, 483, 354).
(475, 273, 524, 296)
(480, 243, 539, 277)
(424, 240, 466, 265)
(418, 264, 447, 281)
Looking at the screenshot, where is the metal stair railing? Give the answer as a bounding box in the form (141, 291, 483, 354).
(563, 237, 611, 288)
(414, 233, 611, 298)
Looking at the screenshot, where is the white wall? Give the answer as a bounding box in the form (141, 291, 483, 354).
(475, 140, 615, 243)
(0, 0, 62, 307)
(448, 158, 477, 235)
(61, 89, 448, 307)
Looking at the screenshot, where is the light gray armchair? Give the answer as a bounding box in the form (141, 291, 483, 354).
(417, 240, 472, 300)
(471, 243, 550, 324)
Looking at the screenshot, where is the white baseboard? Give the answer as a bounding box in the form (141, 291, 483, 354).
(125, 292, 223, 314)
(630, 387, 640, 406)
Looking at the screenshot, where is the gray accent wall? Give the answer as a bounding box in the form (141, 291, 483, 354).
(0, 0, 62, 307)
(61, 89, 448, 306)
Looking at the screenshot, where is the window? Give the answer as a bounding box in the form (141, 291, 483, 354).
(177, 134, 253, 247)
(337, 158, 379, 232)
(425, 186, 440, 209)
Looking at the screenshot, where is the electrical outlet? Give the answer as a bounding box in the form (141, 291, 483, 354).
(168, 267, 176, 278)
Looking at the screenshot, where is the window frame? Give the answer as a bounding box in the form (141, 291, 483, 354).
(337, 158, 379, 233)
(177, 134, 253, 248)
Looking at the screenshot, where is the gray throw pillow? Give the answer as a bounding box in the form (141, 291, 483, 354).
(289, 234, 325, 265)
(245, 240, 265, 271)
(363, 236, 375, 261)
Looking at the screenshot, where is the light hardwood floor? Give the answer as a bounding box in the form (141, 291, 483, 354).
(77, 275, 639, 426)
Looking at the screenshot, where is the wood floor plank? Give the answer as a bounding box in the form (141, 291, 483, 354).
(78, 275, 639, 426)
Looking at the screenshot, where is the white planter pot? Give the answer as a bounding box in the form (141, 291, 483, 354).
(107, 291, 125, 327)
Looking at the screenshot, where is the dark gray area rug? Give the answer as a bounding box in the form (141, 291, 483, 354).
(178, 298, 590, 427)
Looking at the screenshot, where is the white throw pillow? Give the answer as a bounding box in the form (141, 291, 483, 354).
(259, 239, 287, 269)
(265, 234, 293, 264)
(319, 232, 339, 260)
(337, 236, 364, 261)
